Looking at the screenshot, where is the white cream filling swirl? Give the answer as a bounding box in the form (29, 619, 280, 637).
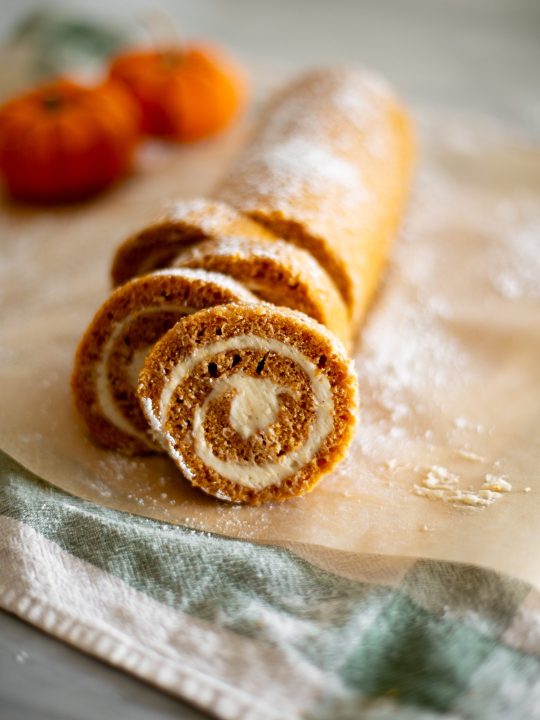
(154, 336, 334, 490)
(96, 305, 194, 443)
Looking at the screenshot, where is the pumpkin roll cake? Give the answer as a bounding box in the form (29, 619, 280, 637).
(216, 67, 414, 325)
(138, 303, 358, 505)
(111, 198, 276, 287)
(173, 234, 351, 348)
(72, 268, 257, 455)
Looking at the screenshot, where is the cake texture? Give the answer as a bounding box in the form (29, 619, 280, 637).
(138, 303, 358, 504)
(72, 268, 257, 454)
(173, 234, 351, 347)
(111, 198, 276, 287)
(215, 67, 414, 325)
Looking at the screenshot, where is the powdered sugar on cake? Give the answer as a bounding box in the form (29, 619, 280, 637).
(217, 68, 396, 219)
(227, 136, 370, 216)
(167, 199, 243, 235)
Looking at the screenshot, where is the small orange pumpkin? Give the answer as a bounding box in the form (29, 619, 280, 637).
(109, 45, 247, 141)
(0, 78, 140, 203)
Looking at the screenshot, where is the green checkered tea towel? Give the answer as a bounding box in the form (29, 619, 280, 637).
(1, 450, 539, 720)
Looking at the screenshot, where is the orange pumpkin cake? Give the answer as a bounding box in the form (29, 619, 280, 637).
(111, 198, 276, 287)
(216, 67, 414, 325)
(138, 303, 358, 504)
(173, 234, 351, 348)
(72, 269, 257, 454)
(78, 65, 414, 503)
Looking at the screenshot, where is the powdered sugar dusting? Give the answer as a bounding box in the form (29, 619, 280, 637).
(150, 267, 258, 303)
(251, 137, 361, 197)
(228, 136, 370, 217)
(167, 198, 245, 236)
(218, 68, 395, 219)
(330, 71, 392, 157)
(175, 234, 330, 284)
(362, 298, 470, 399)
(164, 432, 195, 480)
(489, 198, 540, 301)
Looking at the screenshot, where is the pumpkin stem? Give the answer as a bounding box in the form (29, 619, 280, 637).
(161, 51, 183, 69)
(41, 93, 64, 112)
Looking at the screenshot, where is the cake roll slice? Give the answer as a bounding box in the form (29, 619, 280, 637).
(216, 67, 414, 325)
(111, 198, 276, 287)
(72, 268, 257, 455)
(173, 234, 351, 348)
(138, 303, 358, 504)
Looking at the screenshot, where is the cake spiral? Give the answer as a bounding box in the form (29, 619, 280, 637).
(111, 198, 276, 287)
(173, 234, 350, 347)
(138, 303, 358, 504)
(72, 268, 257, 454)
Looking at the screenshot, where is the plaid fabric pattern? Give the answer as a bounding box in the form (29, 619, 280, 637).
(1, 450, 539, 720)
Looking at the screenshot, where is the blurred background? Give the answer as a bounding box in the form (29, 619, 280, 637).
(0, 0, 539, 133)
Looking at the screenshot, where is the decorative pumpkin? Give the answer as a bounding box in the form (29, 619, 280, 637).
(109, 44, 247, 141)
(0, 78, 140, 203)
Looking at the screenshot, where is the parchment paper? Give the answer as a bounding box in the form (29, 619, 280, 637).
(1, 111, 539, 586)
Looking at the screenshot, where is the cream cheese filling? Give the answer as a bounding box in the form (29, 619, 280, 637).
(96, 305, 194, 443)
(226, 374, 291, 439)
(126, 347, 152, 389)
(157, 336, 334, 490)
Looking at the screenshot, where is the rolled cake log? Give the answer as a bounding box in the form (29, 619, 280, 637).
(215, 67, 414, 325)
(138, 303, 358, 504)
(111, 198, 276, 287)
(173, 234, 351, 348)
(72, 268, 257, 454)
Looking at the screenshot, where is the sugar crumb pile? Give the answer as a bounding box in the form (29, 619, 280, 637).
(414, 465, 513, 508)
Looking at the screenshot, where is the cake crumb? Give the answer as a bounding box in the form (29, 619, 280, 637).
(524, 487, 532, 493)
(482, 474, 512, 493)
(457, 449, 486, 462)
(413, 465, 512, 508)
